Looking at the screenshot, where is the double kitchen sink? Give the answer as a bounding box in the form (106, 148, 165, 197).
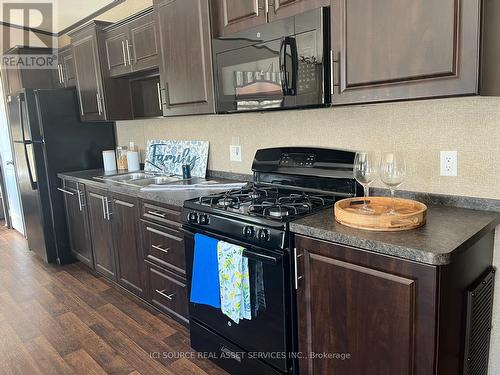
(93, 172, 184, 187)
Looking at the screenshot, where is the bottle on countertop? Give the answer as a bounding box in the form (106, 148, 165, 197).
(116, 146, 128, 170)
(127, 142, 140, 172)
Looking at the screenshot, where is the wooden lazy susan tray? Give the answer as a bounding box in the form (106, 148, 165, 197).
(334, 197, 427, 232)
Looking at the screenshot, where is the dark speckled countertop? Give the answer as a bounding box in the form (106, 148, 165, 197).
(290, 206, 499, 265)
(58, 169, 246, 207)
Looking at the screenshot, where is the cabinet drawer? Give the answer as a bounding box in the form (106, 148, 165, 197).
(146, 261, 188, 323)
(141, 201, 181, 228)
(141, 220, 185, 275)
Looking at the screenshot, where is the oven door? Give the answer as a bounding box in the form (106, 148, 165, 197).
(183, 226, 291, 372)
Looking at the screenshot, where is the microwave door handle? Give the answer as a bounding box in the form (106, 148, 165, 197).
(288, 37, 298, 96)
(279, 37, 289, 94)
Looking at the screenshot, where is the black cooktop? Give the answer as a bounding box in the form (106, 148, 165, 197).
(193, 183, 335, 222)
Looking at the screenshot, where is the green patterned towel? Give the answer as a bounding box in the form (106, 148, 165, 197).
(217, 241, 251, 324)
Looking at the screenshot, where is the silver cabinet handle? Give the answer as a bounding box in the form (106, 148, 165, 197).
(96, 92, 102, 115)
(76, 189, 84, 212)
(114, 199, 134, 208)
(155, 289, 175, 300)
(121, 40, 127, 66)
(152, 244, 170, 254)
(57, 187, 75, 196)
(147, 210, 166, 218)
(294, 248, 303, 290)
(6, 160, 14, 165)
(156, 82, 162, 111)
(126, 39, 132, 66)
(330, 50, 334, 96)
(57, 64, 62, 84)
(104, 196, 111, 220)
(101, 196, 107, 220)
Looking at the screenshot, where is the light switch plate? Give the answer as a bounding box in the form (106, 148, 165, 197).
(230, 145, 242, 162)
(440, 151, 458, 176)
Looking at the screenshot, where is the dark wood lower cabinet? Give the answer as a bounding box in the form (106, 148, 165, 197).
(60, 180, 93, 267)
(294, 232, 494, 375)
(111, 194, 145, 298)
(86, 187, 116, 279)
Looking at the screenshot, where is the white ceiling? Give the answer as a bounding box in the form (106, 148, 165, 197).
(2, 0, 118, 34)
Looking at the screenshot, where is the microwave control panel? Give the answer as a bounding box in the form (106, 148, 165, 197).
(279, 153, 316, 167)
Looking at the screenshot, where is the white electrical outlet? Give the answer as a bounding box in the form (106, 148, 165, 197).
(440, 151, 458, 176)
(230, 145, 242, 162)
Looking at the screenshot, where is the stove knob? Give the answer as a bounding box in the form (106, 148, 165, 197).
(188, 212, 198, 224)
(257, 229, 270, 242)
(198, 214, 210, 225)
(243, 226, 256, 238)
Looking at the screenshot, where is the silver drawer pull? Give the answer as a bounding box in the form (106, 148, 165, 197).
(147, 210, 166, 218)
(57, 188, 75, 196)
(155, 289, 175, 300)
(152, 244, 170, 254)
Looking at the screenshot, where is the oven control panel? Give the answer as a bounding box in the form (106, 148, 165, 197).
(183, 209, 286, 250)
(279, 153, 316, 167)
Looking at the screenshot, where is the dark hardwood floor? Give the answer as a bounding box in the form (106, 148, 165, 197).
(0, 223, 228, 375)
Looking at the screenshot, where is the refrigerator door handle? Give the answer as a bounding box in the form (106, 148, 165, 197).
(19, 96, 37, 190)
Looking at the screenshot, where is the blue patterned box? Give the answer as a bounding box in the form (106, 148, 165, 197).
(144, 140, 209, 178)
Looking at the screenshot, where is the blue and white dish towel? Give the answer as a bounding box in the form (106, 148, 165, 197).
(217, 241, 251, 324)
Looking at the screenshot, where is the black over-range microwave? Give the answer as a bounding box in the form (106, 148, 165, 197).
(212, 7, 331, 113)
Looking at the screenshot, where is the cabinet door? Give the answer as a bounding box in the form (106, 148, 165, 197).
(72, 34, 106, 121)
(268, 0, 328, 22)
(62, 50, 77, 88)
(103, 28, 131, 77)
(110, 194, 145, 297)
(129, 13, 159, 73)
(212, 0, 267, 37)
(60, 182, 93, 268)
(86, 188, 115, 279)
(331, 0, 481, 104)
(295, 235, 437, 375)
(155, 0, 215, 116)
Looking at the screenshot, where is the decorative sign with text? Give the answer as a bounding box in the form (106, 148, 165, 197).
(145, 140, 209, 178)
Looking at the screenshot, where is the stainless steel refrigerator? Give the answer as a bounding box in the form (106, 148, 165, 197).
(8, 88, 115, 264)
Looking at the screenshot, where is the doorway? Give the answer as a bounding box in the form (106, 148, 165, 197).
(0, 74, 25, 235)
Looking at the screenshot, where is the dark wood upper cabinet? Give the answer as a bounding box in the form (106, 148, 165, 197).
(86, 187, 116, 279)
(211, 0, 327, 36)
(103, 28, 130, 77)
(129, 12, 159, 73)
(331, 0, 481, 105)
(212, 0, 267, 36)
(56, 46, 76, 88)
(60, 181, 93, 268)
(480, 0, 500, 95)
(102, 8, 159, 78)
(69, 21, 133, 121)
(295, 235, 437, 375)
(268, 0, 328, 22)
(154, 0, 215, 116)
(110, 194, 145, 298)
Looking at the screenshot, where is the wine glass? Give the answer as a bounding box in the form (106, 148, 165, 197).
(354, 152, 378, 213)
(380, 152, 407, 215)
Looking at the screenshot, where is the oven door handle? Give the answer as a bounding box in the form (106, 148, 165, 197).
(242, 249, 278, 265)
(181, 226, 282, 265)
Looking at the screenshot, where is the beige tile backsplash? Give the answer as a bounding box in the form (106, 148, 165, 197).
(116, 96, 500, 200)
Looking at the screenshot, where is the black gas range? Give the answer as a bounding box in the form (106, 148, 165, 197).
(182, 147, 360, 375)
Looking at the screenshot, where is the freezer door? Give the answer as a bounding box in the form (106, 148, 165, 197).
(10, 92, 54, 262)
